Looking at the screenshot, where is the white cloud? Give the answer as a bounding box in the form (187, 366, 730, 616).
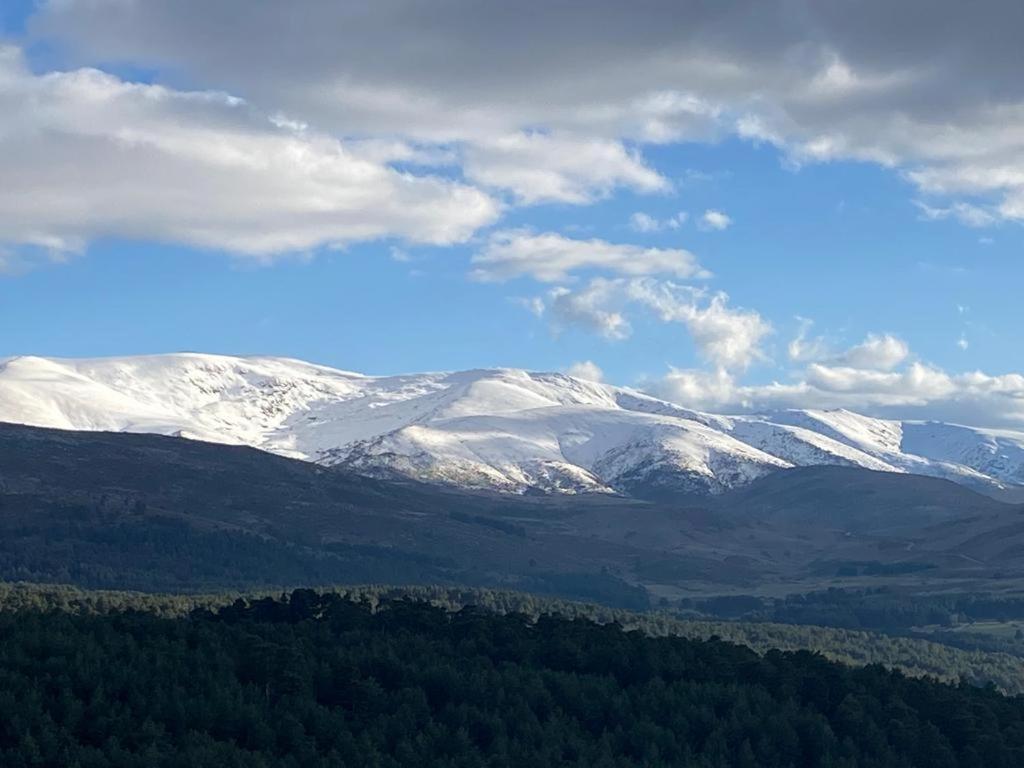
(653, 367, 738, 410)
(787, 317, 831, 363)
(533, 277, 770, 371)
(547, 282, 631, 340)
(629, 211, 688, 232)
(0, 46, 498, 258)
(652, 338, 1024, 429)
(913, 200, 997, 228)
(565, 360, 604, 382)
(699, 209, 732, 231)
(470, 230, 707, 283)
(463, 132, 670, 204)
(667, 212, 689, 229)
(833, 333, 909, 371)
(787, 328, 909, 371)
(23, 1, 1024, 233)
(645, 302, 1020, 426)
(802, 361, 952, 400)
(957, 336, 970, 351)
(629, 212, 661, 233)
(513, 296, 546, 318)
(622, 281, 771, 370)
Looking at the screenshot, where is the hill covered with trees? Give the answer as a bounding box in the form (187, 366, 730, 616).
(5, 581, 1024, 696)
(3, 589, 1024, 767)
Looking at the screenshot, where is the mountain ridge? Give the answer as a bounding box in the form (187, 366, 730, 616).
(2, 352, 1022, 498)
(2, 420, 1023, 605)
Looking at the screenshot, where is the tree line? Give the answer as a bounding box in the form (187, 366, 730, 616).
(4, 581, 1024, 694)
(3, 589, 1024, 766)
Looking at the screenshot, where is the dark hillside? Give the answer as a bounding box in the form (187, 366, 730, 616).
(3, 421, 1024, 604)
(3, 590, 1024, 767)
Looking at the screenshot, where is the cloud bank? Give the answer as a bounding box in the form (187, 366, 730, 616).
(0, 46, 498, 258)
(32, 0, 1024, 222)
(654, 335, 1024, 429)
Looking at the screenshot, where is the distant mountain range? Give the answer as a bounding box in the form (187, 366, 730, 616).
(2, 353, 1022, 498)
(1, 421, 1022, 602)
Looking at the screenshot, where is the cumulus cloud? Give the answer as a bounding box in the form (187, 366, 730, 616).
(464, 133, 669, 204)
(653, 336, 1024, 429)
(654, 367, 739, 410)
(565, 360, 604, 382)
(833, 333, 909, 371)
(787, 328, 910, 371)
(547, 281, 631, 340)
(646, 301, 1024, 426)
(803, 361, 951, 399)
(532, 277, 771, 371)
(698, 210, 732, 231)
(785, 366, 1024, 428)
(470, 230, 707, 283)
(31, 1, 1024, 226)
(622, 281, 771, 370)
(0, 45, 498, 258)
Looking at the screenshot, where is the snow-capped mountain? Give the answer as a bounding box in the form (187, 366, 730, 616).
(1, 353, 1022, 497)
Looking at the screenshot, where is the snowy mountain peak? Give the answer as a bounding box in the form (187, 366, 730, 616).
(1, 353, 1022, 497)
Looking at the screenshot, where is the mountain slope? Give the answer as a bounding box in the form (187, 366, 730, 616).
(714, 465, 1012, 533)
(761, 408, 1020, 489)
(1, 353, 1023, 497)
(3, 421, 1024, 598)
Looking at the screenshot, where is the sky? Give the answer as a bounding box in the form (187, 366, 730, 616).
(0, 0, 1022, 427)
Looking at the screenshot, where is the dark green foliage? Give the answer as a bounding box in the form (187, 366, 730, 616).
(0, 511, 447, 591)
(3, 590, 1024, 767)
(690, 587, 1024, 634)
(5, 581, 1024, 694)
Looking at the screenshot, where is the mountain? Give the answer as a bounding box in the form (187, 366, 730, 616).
(715, 465, 1012, 534)
(1, 352, 1023, 498)
(1, 422, 1023, 602)
(0, 420, 651, 605)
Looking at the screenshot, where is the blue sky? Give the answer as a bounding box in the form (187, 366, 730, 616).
(3, 142, 1009, 377)
(1, 1, 1021, 426)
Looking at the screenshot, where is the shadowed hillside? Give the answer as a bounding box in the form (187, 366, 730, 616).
(2, 421, 1023, 605)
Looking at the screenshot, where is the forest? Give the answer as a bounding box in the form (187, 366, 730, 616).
(4, 589, 1024, 767)
(690, 588, 1024, 630)
(5, 581, 1024, 695)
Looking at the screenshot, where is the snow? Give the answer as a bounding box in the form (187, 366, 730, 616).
(901, 422, 1024, 486)
(1, 353, 1022, 496)
(723, 418, 899, 473)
